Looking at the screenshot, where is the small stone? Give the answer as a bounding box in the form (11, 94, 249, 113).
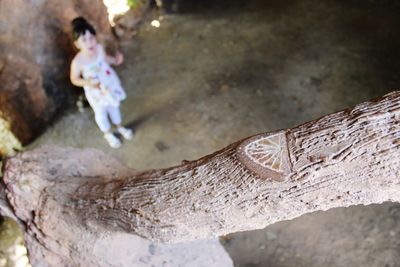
(114, 27, 125, 38)
(148, 244, 156, 255)
(265, 231, 277, 240)
(220, 84, 230, 92)
(155, 141, 169, 152)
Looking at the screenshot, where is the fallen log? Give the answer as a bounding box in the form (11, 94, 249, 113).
(1, 90, 400, 266)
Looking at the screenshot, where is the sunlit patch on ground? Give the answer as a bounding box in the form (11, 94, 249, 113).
(151, 19, 161, 28)
(103, 0, 131, 25)
(0, 218, 31, 267)
(0, 116, 22, 157)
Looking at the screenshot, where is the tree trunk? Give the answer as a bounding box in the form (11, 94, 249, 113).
(1, 91, 400, 266)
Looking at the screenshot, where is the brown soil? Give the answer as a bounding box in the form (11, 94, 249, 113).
(30, 1, 400, 266)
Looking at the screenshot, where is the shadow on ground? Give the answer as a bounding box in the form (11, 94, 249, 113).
(30, 0, 400, 266)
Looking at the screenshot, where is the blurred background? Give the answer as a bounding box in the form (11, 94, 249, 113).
(1, 0, 400, 266)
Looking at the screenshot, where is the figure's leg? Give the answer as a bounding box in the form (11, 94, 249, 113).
(93, 105, 111, 132)
(107, 106, 122, 126)
(107, 106, 133, 140)
(92, 105, 121, 148)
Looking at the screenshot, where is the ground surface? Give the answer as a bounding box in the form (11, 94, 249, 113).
(29, 0, 400, 266)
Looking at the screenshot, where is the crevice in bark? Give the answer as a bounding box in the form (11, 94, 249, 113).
(1, 91, 400, 265)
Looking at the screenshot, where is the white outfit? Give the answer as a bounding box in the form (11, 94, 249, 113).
(92, 105, 121, 132)
(81, 44, 126, 132)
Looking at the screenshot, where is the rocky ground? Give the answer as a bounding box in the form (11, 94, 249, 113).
(28, 0, 400, 266)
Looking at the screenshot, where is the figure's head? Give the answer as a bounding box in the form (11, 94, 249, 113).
(71, 17, 97, 54)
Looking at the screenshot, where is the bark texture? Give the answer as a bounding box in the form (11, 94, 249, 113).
(1, 91, 400, 265)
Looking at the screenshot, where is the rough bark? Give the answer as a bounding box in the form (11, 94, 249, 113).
(1, 91, 400, 265)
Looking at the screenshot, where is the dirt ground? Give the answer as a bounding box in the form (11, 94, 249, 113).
(30, 0, 400, 266)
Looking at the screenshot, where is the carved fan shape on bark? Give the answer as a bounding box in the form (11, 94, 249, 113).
(236, 131, 292, 181)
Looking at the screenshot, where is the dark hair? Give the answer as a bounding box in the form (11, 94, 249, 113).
(71, 17, 96, 40)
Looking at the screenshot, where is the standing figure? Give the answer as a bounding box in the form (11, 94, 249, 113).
(70, 17, 133, 148)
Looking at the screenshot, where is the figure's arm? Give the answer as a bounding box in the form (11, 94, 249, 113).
(70, 59, 87, 87)
(70, 59, 99, 88)
(104, 46, 124, 66)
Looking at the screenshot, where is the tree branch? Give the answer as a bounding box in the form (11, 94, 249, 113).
(2, 91, 400, 265)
